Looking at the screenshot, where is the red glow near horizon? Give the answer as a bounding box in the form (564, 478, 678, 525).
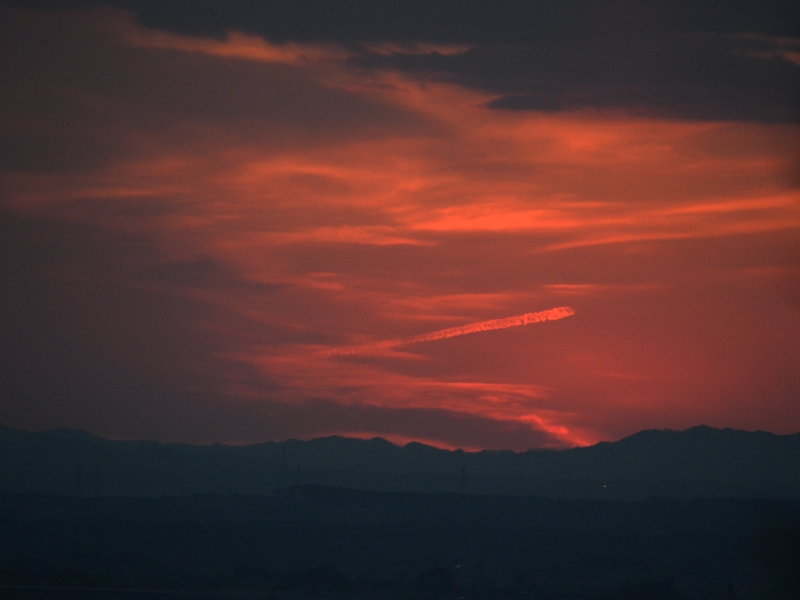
(1, 8, 799, 449)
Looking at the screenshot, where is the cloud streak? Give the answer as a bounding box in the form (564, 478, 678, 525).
(326, 306, 575, 357)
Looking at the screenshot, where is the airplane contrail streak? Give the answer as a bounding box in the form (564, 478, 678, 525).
(325, 306, 575, 357)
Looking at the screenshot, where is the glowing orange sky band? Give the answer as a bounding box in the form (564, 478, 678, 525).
(327, 306, 576, 357)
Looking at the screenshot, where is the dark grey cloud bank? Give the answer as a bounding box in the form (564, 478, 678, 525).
(0, 4, 430, 175)
(11, 0, 798, 122)
(358, 36, 799, 122)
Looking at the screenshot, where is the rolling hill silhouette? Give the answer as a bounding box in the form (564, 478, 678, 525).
(1, 425, 798, 499)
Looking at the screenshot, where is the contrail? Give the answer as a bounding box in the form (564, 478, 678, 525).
(325, 306, 575, 357)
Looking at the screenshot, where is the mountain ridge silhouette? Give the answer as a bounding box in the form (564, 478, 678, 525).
(1, 424, 798, 499)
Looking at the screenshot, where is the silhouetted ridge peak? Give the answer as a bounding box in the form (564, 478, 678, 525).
(1, 423, 799, 498)
(617, 425, 785, 445)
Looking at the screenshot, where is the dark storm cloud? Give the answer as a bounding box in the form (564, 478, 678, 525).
(356, 37, 799, 123)
(0, 5, 430, 174)
(79, 1, 800, 43)
(11, 0, 797, 122)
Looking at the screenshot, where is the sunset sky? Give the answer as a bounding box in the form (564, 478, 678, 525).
(1, 1, 798, 450)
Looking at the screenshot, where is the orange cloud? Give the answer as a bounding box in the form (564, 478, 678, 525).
(2, 7, 799, 449)
(127, 26, 349, 65)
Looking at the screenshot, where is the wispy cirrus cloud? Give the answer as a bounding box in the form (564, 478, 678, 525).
(1, 6, 798, 449)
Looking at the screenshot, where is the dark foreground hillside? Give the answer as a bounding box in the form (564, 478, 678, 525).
(0, 487, 798, 600)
